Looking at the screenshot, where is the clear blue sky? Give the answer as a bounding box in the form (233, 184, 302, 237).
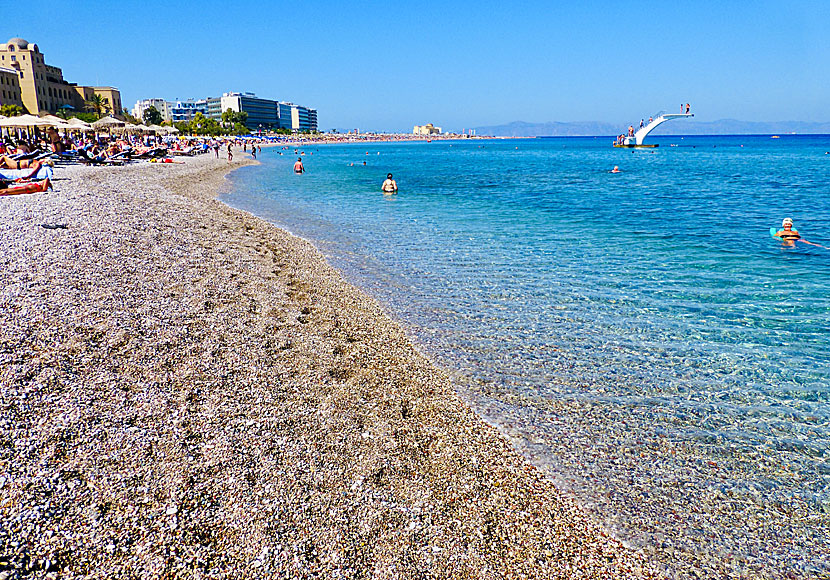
(5, 0, 829, 131)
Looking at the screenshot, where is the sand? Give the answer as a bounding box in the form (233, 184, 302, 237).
(0, 153, 660, 579)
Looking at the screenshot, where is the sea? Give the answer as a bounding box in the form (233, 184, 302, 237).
(223, 135, 830, 578)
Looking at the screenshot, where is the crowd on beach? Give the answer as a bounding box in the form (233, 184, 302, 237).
(0, 122, 424, 198)
(0, 126, 278, 196)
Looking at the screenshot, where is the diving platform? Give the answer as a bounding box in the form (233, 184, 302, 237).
(614, 113, 694, 147)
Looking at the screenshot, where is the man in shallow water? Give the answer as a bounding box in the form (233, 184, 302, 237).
(382, 173, 398, 193)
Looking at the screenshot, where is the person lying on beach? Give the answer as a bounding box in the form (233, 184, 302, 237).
(0, 156, 46, 178)
(774, 218, 826, 248)
(382, 173, 398, 193)
(293, 158, 304, 173)
(0, 178, 51, 196)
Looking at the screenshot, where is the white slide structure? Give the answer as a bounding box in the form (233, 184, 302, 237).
(624, 113, 694, 146)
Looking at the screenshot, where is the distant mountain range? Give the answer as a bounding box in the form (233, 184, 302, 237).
(469, 119, 830, 137)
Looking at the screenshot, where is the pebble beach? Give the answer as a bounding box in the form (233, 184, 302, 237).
(0, 154, 661, 579)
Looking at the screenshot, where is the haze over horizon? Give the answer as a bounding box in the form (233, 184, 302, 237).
(4, 0, 829, 132)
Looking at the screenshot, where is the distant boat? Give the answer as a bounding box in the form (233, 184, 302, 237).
(771, 135, 780, 139)
(614, 111, 694, 148)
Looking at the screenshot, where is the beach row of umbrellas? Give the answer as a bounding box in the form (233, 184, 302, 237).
(0, 114, 178, 134)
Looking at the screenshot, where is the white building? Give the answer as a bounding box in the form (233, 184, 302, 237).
(132, 98, 171, 122)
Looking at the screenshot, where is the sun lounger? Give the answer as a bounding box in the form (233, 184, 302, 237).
(0, 166, 54, 180)
(77, 149, 125, 166)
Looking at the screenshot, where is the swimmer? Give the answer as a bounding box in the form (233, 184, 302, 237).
(293, 158, 304, 173)
(774, 218, 826, 248)
(382, 173, 398, 194)
(610, 166, 621, 173)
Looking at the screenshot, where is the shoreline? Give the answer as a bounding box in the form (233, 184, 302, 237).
(1, 154, 659, 578)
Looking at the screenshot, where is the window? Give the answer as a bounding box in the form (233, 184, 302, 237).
(8, 45, 14, 52)
(11, 55, 16, 62)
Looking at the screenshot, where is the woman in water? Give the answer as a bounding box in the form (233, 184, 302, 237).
(774, 218, 826, 248)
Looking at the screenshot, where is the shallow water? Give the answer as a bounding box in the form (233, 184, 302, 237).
(224, 136, 830, 578)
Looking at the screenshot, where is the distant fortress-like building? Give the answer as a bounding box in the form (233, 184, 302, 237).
(0, 37, 122, 116)
(413, 123, 442, 135)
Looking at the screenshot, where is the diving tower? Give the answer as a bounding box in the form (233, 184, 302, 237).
(614, 113, 694, 147)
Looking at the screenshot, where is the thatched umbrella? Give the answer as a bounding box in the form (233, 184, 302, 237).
(67, 118, 93, 131)
(91, 115, 126, 131)
(0, 114, 54, 128)
(0, 114, 54, 139)
(39, 114, 67, 127)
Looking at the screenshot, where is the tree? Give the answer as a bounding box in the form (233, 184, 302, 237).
(84, 94, 111, 119)
(143, 106, 163, 126)
(0, 104, 26, 117)
(188, 112, 225, 136)
(221, 108, 248, 127)
(122, 112, 141, 125)
(232, 122, 250, 135)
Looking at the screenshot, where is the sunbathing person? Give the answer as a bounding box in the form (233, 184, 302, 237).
(0, 178, 52, 196)
(0, 155, 45, 175)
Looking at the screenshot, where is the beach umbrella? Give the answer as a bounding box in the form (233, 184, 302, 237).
(132, 124, 153, 133)
(67, 118, 93, 130)
(166, 126, 180, 134)
(39, 114, 67, 127)
(147, 124, 165, 133)
(0, 114, 54, 128)
(91, 115, 126, 130)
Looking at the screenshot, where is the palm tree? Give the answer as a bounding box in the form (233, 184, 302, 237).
(84, 94, 111, 119)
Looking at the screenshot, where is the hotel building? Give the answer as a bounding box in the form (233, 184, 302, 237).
(0, 37, 122, 116)
(131, 92, 318, 132)
(170, 99, 207, 123)
(132, 98, 172, 123)
(0, 65, 24, 110)
(217, 92, 279, 129)
(211, 93, 318, 132)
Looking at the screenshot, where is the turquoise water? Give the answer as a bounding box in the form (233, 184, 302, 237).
(224, 136, 830, 578)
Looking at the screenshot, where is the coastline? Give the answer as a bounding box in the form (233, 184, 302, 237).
(0, 154, 659, 578)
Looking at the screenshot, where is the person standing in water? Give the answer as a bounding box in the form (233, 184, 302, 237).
(293, 157, 304, 173)
(382, 173, 398, 193)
